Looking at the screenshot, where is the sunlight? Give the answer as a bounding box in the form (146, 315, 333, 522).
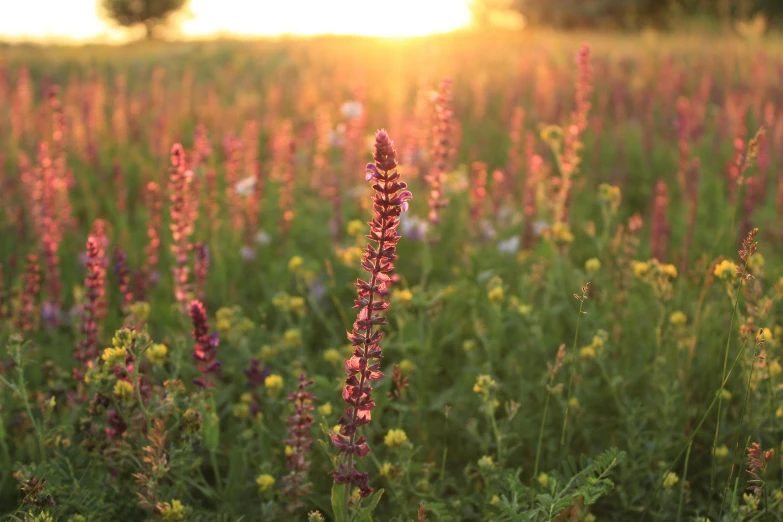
(0, 0, 473, 41)
(184, 0, 474, 38)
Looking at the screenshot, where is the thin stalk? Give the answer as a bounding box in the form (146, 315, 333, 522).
(676, 441, 692, 522)
(709, 258, 749, 501)
(561, 286, 588, 446)
(719, 344, 757, 520)
(535, 374, 555, 477)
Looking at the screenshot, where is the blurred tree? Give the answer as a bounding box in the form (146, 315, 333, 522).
(470, 0, 782, 28)
(100, 0, 189, 39)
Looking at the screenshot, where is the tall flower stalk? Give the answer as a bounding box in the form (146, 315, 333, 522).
(144, 181, 163, 289)
(425, 80, 452, 225)
(169, 144, 194, 310)
(331, 130, 412, 500)
(16, 254, 40, 333)
(189, 299, 220, 389)
(282, 373, 315, 512)
(77, 233, 107, 368)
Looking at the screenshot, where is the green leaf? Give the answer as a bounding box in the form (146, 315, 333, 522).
(203, 409, 220, 451)
(331, 483, 348, 522)
(355, 488, 385, 522)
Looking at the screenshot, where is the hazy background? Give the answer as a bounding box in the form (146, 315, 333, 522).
(1, 0, 782, 45)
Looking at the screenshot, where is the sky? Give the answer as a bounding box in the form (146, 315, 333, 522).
(0, 0, 474, 42)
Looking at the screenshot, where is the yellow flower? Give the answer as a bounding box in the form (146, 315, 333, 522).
(392, 288, 413, 303)
(463, 340, 476, 352)
(714, 445, 729, 458)
(233, 403, 250, 419)
(770, 361, 782, 377)
(264, 374, 283, 394)
(332, 425, 342, 434)
(347, 219, 365, 237)
(323, 348, 342, 364)
(584, 515, 596, 522)
(146, 343, 168, 366)
(744, 492, 760, 510)
(546, 222, 574, 244)
(288, 256, 304, 273)
(102, 346, 127, 367)
(236, 317, 255, 334)
(749, 252, 765, 270)
(713, 259, 737, 280)
(400, 359, 415, 373)
(218, 316, 235, 334)
(336, 246, 363, 267)
(568, 397, 580, 409)
(759, 328, 773, 342)
(128, 301, 150, 323)
(579, 346, 596, 360)
(488, 286, 504, 304)
(256, 474, 275, 493)
(537, 472, 550, 487)
(598, 183, 622, 211)
(113, 380, 134, 401)
(720, 388, 732, 400)
(518, 304, 533, 316)
(288, 296, 306, 316)
(660, 264, 678, 279)
(384, 428, 409, 448)
(478, 455, 494, 470)
(318, 402, 333, 416)
(284, 445, 294, 456)
(379, 462, 394, 477)
(516, 250, 531, 264)
(669, 311, 687, 326)
(631, 260, 650, 279)
(260, 345, 277, 359)
(585, 258, 601, 273)
(490, 495, 500, 505)
(662, 471, 679, 488)
(159, 499, 186, 521)
(473, 375, 497, 395)
(283, 329, 302, 348)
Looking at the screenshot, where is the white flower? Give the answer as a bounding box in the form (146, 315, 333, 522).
(329, 123, 346, 147)
(532, 220, 550, 237)
(479, 220, 496, 240)
(497, 236, 520, 255)
(235, 175, 257, 198)
(255, 231, 271, 245)
(240, 246, 256, 260)
(400, 213, 429, 241)
(340, 101, 363, 121)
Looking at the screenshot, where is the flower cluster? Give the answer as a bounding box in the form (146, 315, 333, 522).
(144, 181, 163, 289)
(113, 246, 134, 314)
(189, 300, 220, 388)
(282, 373, 315, 512)
(16, 254, 41, 333)
(77, 232, 107, 366)
(426, 79, 453, 225)
(169, 144, 195, 309)
(747, 441, 774, 498)
(331, 129, 412, 498)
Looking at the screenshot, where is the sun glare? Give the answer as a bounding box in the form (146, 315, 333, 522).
(0, 0, 473, 42)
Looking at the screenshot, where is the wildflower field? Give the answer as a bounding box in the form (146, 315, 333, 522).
(2, 30, 783, 521)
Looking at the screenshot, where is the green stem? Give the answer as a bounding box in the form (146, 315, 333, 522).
(561, 289, 587, 446)
(534, 374, 555, 478)
(709, 259, 749, 502)
(676, 441, 692, 522)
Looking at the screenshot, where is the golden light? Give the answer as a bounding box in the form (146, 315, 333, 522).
(0, 0, 473, 42)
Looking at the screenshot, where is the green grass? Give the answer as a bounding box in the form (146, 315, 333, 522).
(0, 30, 783, 521)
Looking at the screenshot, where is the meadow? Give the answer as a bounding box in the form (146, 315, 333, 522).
(0, 29, 783, 521)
